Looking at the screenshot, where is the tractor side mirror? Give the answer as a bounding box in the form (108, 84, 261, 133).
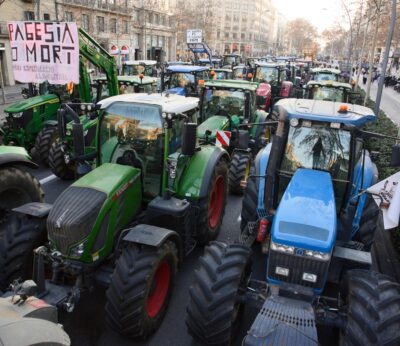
(391, 144, 400, 167)
(181, 123, 197, 156)
(73, 123, 85, 158)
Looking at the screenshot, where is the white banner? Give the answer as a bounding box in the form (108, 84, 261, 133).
(367, 171, 400, 229)
(187, 29, 203, 44)
(7, 21, 79, 84)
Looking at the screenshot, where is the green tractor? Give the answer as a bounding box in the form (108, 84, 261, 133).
(303, 80, 362, 104)
(0, 146, 43, 229)
(197, 79, 270, 194)
(48, 75, 158, 180)
(0, 93, 229, 338)
(1, 26, 118, 165)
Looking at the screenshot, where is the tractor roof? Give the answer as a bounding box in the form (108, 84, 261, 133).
(255, 62, 283, 68)
(224, 54, 241, 57)
(305, 80, 352, 90)
(204, 79, 258, 91)
(212, 68, 232, 73)
(274, 98, 375, 127)
(98, 93, 199, 113)
(199, 58, 221, 62)
(166, 65, 209, 73)
(93, 75, 156, 85)
(311, 67, 341, 75)
(123, 60, 157, 66)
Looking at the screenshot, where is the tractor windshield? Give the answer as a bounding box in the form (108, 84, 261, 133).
(254, 67, 279, 84)
(122, 64, 153, 76)
(280, 125, 351, 181)
(223, 56, 238, 66)
(100, 102, 163, 198)
(169, 73, 195, 89)
(202, 89, 245, 119)
(313, 73, 337, 82)
(309, 87, 344, 102)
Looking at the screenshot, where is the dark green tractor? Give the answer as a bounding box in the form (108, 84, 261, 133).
(0, 93, 229, 339)
(48, 75, 157, 180)
(303, 80, 362, 104)
(197, 79, 270, 194)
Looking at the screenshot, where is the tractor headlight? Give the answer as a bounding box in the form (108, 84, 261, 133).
(69, 240, 87, 258)
(66, 130, 71, 136)
(304, 249, 331, 261)
(11, 112, 23, 118)
(169, 159, 178, 179)
(270, 241, 295, 255)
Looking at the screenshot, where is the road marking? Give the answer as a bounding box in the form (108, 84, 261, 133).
(39, 174, 57, 185)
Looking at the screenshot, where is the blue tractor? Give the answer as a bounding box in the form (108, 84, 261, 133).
(186, 98, 400, 345)
(161, 65, 209, 96)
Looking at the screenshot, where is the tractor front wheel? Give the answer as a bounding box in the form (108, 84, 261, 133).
(0, 214, 47, 290)
(186, 241, 251, 345)
(48, 142, 75, 180)
(196, 159, 228, 244)
(228, 151, 251, 195)
(105, 241, 178, 338)
(340, 269, 400, 346)
(34, 125, 59, 165)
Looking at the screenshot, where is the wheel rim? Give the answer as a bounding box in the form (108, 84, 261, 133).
(208, 175, 225, 229)
(146, 260, 171, 318)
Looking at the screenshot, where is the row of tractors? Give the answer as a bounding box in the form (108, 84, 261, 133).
(0, 27, 399, 346)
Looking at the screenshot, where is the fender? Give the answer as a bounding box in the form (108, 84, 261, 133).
(42, 120, 58, 127)
(254, 143, 272, 211)
(123, 224, 183, 259)
(280, 81, 293, 98)
(176, 145, 229, 200)
(0, 146, 38, 168)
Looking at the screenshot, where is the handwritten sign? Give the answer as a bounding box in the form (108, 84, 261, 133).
(7, 21, 79, 84)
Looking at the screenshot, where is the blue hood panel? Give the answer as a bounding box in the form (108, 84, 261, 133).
(272, 169, 336, 253)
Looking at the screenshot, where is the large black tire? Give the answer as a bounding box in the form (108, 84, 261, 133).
(354, 195, 381, 250)
(105, 240, 178, 338)
(186, 241, 251, 345)
(0, 167, 44, 228)
(228, 151, 251, 195)
(196, 158, 228, 244)
(340, 269, 400, 346)
(34, 125, 59, 165)
(48, 141, 75, 180)
(240, 165, 259, 232)
(0, 214, 47, 290)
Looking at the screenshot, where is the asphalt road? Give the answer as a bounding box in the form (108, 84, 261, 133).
(34, 167, 336, 346)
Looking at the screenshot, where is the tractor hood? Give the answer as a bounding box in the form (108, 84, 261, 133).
(197, 116, 229, 139)
(4, 94, 59, 113)
(271, 168, 336, 253)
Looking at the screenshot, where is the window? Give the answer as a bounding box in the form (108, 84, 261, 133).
(110, 18, 117, 33)
(225, 32, 229, 38)
(43, 13, 50, 20)
(241, 33, 245, 39)
(123, 20, 129, 34)
(109, 0, 115, 4)
(65, 11, 73, 22)
(97, 16, 105, 32)
(233, 32, 237, 39)
(154, 14, 159, 25)
(82, 14, 90, 31)
(217, 31, 220, 39)
(24, 11, 35, 20)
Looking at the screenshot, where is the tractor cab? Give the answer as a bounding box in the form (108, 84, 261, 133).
(304, 80, 362, 104)
(310, 67, 341, 82)
(198, 58, 221, 68)
(162, 65, 209, 96)
(209, 68, 233, 80)
(222, 54, 241, 68)
(121, 60, 157, 77)
(232, 65, 251, 80)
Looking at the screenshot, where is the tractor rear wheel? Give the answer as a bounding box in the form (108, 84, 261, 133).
(105, 241, 178, 338)
(228, 151, 251, 195)
(340, 269, 400, 346)
(354, 195, 381, 250)
(34, 125, 58, 165)
(240, 165, 259, 232)
(0, 214, 47, 290)
(48, 142, 75, 180)
(0, 167, 44, 229)
(186, 241, 251, 345)
(196, 159, 228, 244)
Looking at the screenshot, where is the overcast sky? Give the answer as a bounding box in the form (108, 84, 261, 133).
(271, 0, 343, 33)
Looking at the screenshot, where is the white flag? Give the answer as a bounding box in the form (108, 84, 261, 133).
(367, 171, 400, 229)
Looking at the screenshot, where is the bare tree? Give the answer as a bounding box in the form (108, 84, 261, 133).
(0, 0, 6, 6)
(286, 18, 318, 56)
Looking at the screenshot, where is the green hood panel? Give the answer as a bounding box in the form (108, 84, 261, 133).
(0, 145, 30, 157)
(197, 116, 229, 139)
(73, 163, 140, 196)
(4, 94, 59, 113)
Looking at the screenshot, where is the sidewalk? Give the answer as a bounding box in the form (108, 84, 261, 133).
(358, 78, 400, 125)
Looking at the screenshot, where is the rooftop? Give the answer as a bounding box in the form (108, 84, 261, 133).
(98, 93, 199, 114)
(274, 98, 376, 127)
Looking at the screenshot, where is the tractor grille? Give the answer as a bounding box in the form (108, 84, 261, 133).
(267, 250, 330, 291)
(47, 186, 107, 254)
